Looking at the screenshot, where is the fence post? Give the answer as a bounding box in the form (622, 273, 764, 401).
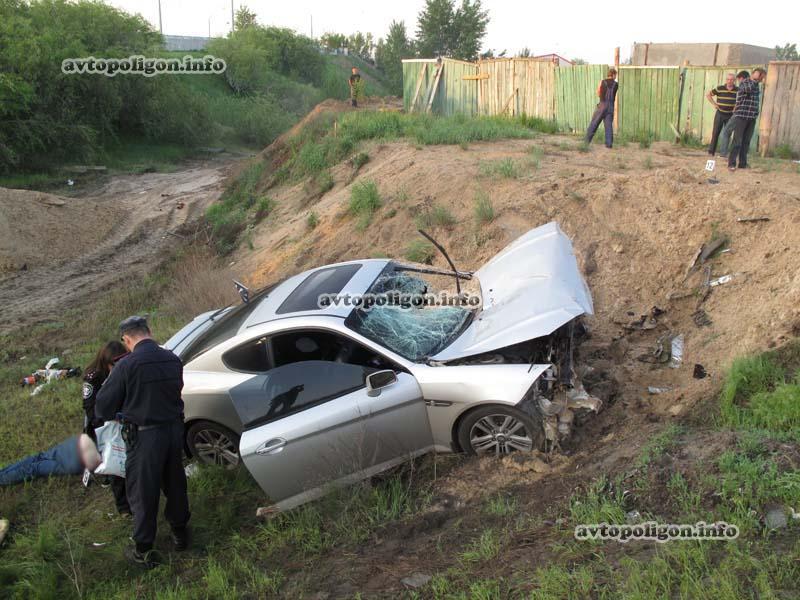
(758, 63, 778, 157)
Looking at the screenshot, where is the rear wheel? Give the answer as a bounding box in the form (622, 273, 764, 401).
(186, 421, 240, 469)
(457, 405, 543, 456)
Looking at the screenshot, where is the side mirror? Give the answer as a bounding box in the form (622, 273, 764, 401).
(366, 370, 397, 397)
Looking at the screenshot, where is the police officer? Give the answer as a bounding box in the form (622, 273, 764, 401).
(96, 316, 190, 568)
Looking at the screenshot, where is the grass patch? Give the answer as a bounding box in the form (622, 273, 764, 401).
(206, 161, 266, 254)
(306, 211, 319, 229)
(473, 191, 495, 224)
(479, 157, 520, 179)
(772, 143, 796, 160)
(415, 204, 456, 229)
(405, 239, 436, 264)
(461, 529, 500, 562)
(348, 179, 382, 230)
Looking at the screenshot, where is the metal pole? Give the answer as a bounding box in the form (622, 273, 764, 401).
(230, 0, 234, 32)
(310, 15, 313, 39)
(158, 0, 162, 33)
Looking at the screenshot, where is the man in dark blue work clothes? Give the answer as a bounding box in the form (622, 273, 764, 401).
(96, 316, 190, 569)
(585, 67, 619, 148)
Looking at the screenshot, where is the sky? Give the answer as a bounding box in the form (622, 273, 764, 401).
(109, 0, 797, 63)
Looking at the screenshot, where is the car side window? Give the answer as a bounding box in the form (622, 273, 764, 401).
(233, 360, 368, 429)
(271, 329, 397, 372)
(223, 336, 270, 372)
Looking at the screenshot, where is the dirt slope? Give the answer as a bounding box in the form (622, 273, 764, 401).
(227, 131, 800, 594)
(0, 159, 233, 333)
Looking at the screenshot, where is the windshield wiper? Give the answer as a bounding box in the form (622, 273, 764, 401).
(414, 229, 472, 294)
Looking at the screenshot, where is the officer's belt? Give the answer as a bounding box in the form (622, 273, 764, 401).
(137, 419, 179, 431)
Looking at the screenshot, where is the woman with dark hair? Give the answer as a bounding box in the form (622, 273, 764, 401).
(83, 341, 131, 515)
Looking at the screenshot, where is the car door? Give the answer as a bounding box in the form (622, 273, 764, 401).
(230, 359, 432, 511)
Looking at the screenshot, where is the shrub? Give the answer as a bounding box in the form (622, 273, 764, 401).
(351, 151, 370, 170)
(773, 144, 795, 160)
(254, 196, 274, 222)
(348, 179, 381, 230)
(473, 191, 495, 224)
(416, 204, 456, 229)
(306, 211, 319, 229)
(404, 239, 435, 264)
(480, 158, 519, 179)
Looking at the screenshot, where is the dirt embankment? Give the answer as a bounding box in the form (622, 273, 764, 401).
(0, 159, 235, 334)
(225, 113, 800, 594)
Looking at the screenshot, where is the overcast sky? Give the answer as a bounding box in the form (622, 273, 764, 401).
(109, 0, 797, 63)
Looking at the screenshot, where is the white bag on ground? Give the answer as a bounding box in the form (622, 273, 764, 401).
(94, 421, 127, 477)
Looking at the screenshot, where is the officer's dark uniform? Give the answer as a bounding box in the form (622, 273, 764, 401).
(96, 317, 190, 556)
(83, 368, 130, 514)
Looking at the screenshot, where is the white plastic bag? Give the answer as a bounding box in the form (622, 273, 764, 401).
(94, 421, 127, 477)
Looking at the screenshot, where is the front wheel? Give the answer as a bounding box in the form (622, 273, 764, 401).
(457, 405, 543, 456)
(186, 421, 241, 469)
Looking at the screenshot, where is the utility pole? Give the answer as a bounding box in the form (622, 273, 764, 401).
(230, 0, 234, 33)
(310, 15, 313, 39)
(158, 0, 163, 33)
(208, 17, 211, 38)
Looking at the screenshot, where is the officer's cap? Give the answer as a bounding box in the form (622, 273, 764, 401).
(119, 315, 149, 335)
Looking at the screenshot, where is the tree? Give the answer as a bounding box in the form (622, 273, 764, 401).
(571, 58, 587, 65)
(775, 43, 798, 61)
(320, 32, 347, 52)
(234, 5, 258, 30)
(451, 0, 488, 61)
(375, 20, 413, 95)
(517, 47, 532, 58)
(415, 0, 488, 61)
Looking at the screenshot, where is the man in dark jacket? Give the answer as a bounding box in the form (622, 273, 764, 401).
(585, 68, 619, 148)
(96, 316, 190, 569)
(728, 68, 766, 171)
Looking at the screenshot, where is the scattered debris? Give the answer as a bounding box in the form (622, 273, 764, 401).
(707, 177, 720, 184)
(0, 519, 8, 545)
(176, 201, 185, 209)
(693, 364, 707, 379)
(670, 334, 684, 369)
(647, 386, 671, 395)
(184, 463, 199, 478)
(91, 542, 108, 547)
(625, 510, 641, 524)
(637, 334, 672, 364)
(710, 274, 734, 287)
(66, 179, 74, 186)
(622, 306, 664, 331)
(737, 216, 770, 223)
(401, 573, 432, 589)
(256, 506, 280, 520)
(764, 505, 788, 530)
(692, 309, 712, 327)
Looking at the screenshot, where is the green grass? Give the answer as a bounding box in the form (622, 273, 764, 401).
(772, 143, 796, 160)
(479, 157, 521, 179)
(205, 161, 267, 254)
(405, 239, 436, 264)
(473, 191, 495, 224)
(306, 211, 319, 229)
(348, 179, 382, 230)
(415, 204, 457, 230)
(461, 529, 500, 562)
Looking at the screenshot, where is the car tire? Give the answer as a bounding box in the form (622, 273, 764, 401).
(186, 421, 241, 469)
(457, 405, 543, 456)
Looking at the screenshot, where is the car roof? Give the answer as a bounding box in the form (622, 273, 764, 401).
(239, 259, 390, 332)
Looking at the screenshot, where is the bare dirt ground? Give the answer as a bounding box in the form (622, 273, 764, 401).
(0, 158, 236, 334)
(227, 129, 800, 594)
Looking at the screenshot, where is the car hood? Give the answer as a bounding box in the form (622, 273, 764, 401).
(431, 222, 593, 361)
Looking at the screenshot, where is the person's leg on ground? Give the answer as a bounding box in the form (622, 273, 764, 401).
(718, 116, 733, 157)
(727, 117, 746, 169)
(708, 111, 724, 155)
(110, 475, 131, 515)
(161, 421, 190, 550)
(603, 110, 614, 148)
(125, 429, 166, 556)
(738, 119, 756, 169)
(585, 106, 604, 144)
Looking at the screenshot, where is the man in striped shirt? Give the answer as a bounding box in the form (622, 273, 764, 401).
(706, 73, 737, 156)
(728, 68, 767, 171)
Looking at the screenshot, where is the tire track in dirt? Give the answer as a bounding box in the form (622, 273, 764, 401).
(0, 159, 236, 334)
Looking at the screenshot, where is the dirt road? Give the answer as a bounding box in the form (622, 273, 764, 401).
(0, 158, 236, 334)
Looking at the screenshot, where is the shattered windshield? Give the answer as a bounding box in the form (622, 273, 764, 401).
(344, 268, 473, 362)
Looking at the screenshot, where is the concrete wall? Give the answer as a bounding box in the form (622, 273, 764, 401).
(632, 43, 775, 66)
(164, 35, 211, 52)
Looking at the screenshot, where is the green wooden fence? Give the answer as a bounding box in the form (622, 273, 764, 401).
(617, 66, 682, 141)
(402, 59, 478, 116)
(555, 64, 609, 133)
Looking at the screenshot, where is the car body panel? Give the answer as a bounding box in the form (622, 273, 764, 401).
(432, 222, 593, 361)
(180, 370, 251, 432)
(409, 363, 549, 451)
(164, 308, 231, 357)
(234, 370, 432, 510)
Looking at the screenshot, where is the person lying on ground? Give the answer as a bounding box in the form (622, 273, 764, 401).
(0, 434, 101, 485)
(83, 341, 131, 515)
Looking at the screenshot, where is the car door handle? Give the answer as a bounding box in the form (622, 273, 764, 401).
(256, 438, 286, 455)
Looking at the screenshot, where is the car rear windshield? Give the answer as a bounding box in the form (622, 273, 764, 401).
(276, 264, 362, 314)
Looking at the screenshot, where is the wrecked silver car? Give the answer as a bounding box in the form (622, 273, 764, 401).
(165, 221, 600, 510)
